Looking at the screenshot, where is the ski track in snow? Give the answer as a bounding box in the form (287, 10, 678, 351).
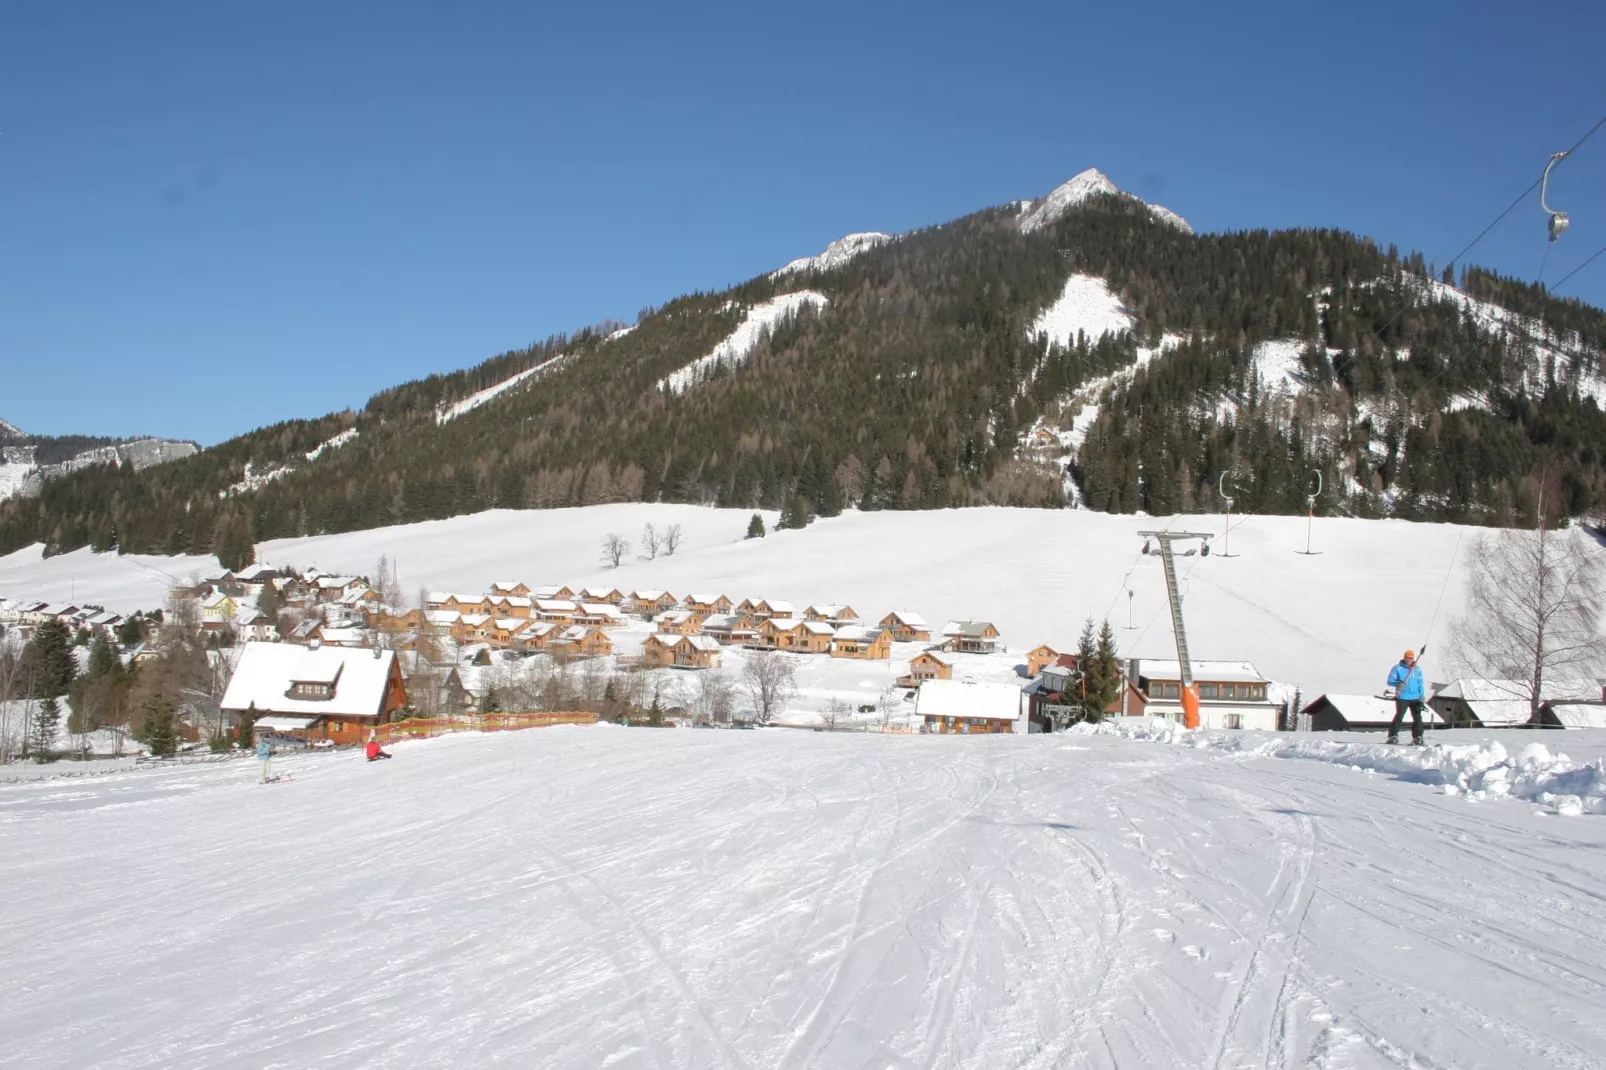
(4, 727, 1606, 1068)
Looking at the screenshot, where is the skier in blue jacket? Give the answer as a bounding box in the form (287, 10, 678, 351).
(257, 736, 274, 783)
(1385, 649, 1426, 745)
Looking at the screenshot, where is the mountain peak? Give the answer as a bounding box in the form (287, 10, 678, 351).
(1019, 167, 1192, 235)
(0, 417, 24, 442)
(770, 232, 892, 278)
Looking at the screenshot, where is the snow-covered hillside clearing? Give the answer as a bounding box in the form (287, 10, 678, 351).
(4, 725, 1605, 1067)
(435, 352, 571, 423)
(0, 503, 1569, 698)
(658, 293, 827, 395)
(220, 427, 360, 497)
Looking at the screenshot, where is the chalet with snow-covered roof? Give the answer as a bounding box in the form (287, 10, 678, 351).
(371, 608, 427, 633)
(806, 604, 859, 624)
(337, 586, 380, 609)
(514, 621, 562, 650)
(700, 613, 757, 646)
(441, 593, 492, 615)
(534, 599, 579, 623)
(233, 565, 281, 594)
(489, 595, 533, 618)
(423, 609, 459, 636)
(897, 650, 955, 688)
(1132, 660, 1277, 730)
(529, 584, 575, 601)
(1025, 644, 1059, 676)
(628, 590, 677, 617)
(490, 581, 531, 597)
(684, 593, 734, 617)
(318, 627, 368, 648)
(578, 586, 625, 606)
(880, 611, 931, 643)
(547, 625, 613, 661)
(1302, 694, 1447, 733)
(1533, 700, 1606, 729)
(830, 625, 892, 660)
(915, 680, 1023, 735)
(760, 617, 834, 653)
(1429, 678, 1606, 728)
(223, 642, 407, 746)
(940, 621, 1000, 654)
(452, 613, 491, 642)
(644, 633, 721, 670)
(238, 614, 279, 643)
(575, 603, 625, 627)
(201, 592, 239, 622)
(742, 599, 794, 621)
(286, 618, 322, 644)
(653, 610, 703, 636)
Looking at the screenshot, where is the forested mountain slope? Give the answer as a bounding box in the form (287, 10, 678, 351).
(4, 170, 1604, 559)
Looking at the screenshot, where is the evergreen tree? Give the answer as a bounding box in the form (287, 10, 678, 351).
(88, 633, 119, 678)
(30, 696, 61, 762)
(29, 618, 77, 698)
(1089, 619, 1124, 720)
(116, 615, 144, 648)
(141, 696, 178, 757)
(746, 513, 766, 539)
(648, 695, 664, 727)
(1069, 618, 1100, 725)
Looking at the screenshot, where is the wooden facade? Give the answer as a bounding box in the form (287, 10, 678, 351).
(880, 611, 932, 643)
(684, 594, 734, 616)
(1026, 644, 1059, 676)
(830, 626, 893, 660)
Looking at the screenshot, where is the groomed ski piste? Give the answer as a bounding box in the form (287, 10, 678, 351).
(4, 722, 1606, 1068)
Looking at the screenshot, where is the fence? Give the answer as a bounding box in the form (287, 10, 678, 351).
(376, 711, 597, 744)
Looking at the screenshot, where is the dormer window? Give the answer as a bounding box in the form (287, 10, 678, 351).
(290, 681, 335, 699)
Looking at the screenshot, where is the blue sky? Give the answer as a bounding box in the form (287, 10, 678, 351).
(3, 0, 1604, 444)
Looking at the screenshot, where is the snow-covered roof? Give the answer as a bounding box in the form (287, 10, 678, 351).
(912, 650, 955, 666)
(491, 595, 532, 608)
(760, 600, 796, 614)
(424, 610, 460, 624)
(580, 603, 623, 618)
(914, 680, 1022, 721)
(1306, 693, 1446, 725)
(492, 618, 524, 630)
(490, 582, 526, 593)
(801, 621, 835, 636)
(201, 592, 232, 608)
(630, 590, 670, 601)
(833, 625, 886, 642)
(254, 715, 319, 731)
(1547, 704, 1606, 729)
(222, 643, 396, 718)
(529, 585, 569, 599)
(680, 636, 722, 653)
(535, 599, 578, 612)
(580, 587, 620, 599)
(1435, 678, 1603, 703)
(941, 621, 997, 638)
(686, 593, 727, 604)
(809, 604, 853, 617)
(1136, 660, 1266, 684)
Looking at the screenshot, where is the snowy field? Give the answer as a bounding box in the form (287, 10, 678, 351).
(4, 725, 1605, 1068)
(0, 503, 1526, 697)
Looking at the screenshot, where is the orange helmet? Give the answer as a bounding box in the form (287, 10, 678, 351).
(1404, 649, 1415, 660)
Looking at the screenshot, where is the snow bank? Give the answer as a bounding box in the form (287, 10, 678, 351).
(658, 292, 827, 394)
(1074, 718, 1606, 815)
(769, 233, 890, 278)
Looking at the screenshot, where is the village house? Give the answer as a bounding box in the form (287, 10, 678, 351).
(739, 598, 795, 622)
(915, 680, 1023, 735)
(1025, 644, 1060, 676)
(223, 642, 407, 746)
(237, 614, 280, 643)
(286, 618, 322, 645)
(1132, 659, 1277, 730)
(529, 584, 576, 601)
(370, 607, 427, 633)
(1429, 678, 1606, 728)
(337, 587, 381, 612)
(700, 613, 758, 646)
(880, 611, 932, 643)
(315, 577, 362, 602)
(578, 586, 625, 606)
(423, 609, 460, 636)
(451, 613, 491, 643)
(628, 590, 677, 618)
(1027, 654, 1148, 729)
(548, 625, 613, 661)
(683, 593, 734, 617)
(201, 591, 239, 622)
(654, 610, 704, 636)
(1302, 694, 1448, 733)
(806, 604, 859, 624)
(318, 626, 368, 648)
(896, 650, 955, 688)
(534, 599, 580, 623)
(490, 581, 531, 597)
(642, 633, 680, 668)
(643, 633, 722, 669)
(200, 619, 235, 642)
(574, 603, 626, 628)
(1532, 700, 1606, 729)
(443, 593, 494, 615)
(233, 564, 281, 596)
(940, 621, 1001, 654)
(513, 621, 562, 650)
(760, 617, 834, 653)
(489, 595, 533, 619)
(830, 625, 893, 660)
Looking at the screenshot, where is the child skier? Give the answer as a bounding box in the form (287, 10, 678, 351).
(257, 736, 274, 782)
(365, 730, 393, 762)
(1385, 649, 1426, 745)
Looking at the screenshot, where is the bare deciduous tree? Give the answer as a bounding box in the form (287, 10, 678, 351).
(1451, 522, 1606, 719)
(601, 533, 631, 569)
(662, 523, 685, 557)
(374, 555, 403, 609)
(692, 668, 735, 724)
(641, 523, 662, 560)
(741, 652, 797, 724)
(820, 696, 853, 731)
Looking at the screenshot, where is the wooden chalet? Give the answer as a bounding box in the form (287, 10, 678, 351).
(806, 604, 859, 624)
(1026, 644, 1060, 676)
(370, 607, 427, 633)
(653, 610, 704, 636)
(830, 625, 892, 660)
(915, 680, 1022, 735)
(683, 593, 734, 616)
(452, 613, 491, 642)
(423, 609, 459, 636)
(514, 621, 562, 650)
(578, 586, 625, 606)
(742, 598, 795, 622)
(534, 599, 580, 623)
(940, 620, 1001, 654)
(628, 590, 677, 618)
(490, 581, 531, 597)
(443, 593, 493, 614)
(880, 611, 932, 643)
(642, 634, 724, 670)
(701, 613, 757, 646)
(575, 603, 626, 627)
(548, 625, 613, 661)
(897, 650, 955, 688)
(760, 617, 834, 653)
(489, 595, 533, 618)
(223, 643, 407, 746)
(529, 584, 576, 601)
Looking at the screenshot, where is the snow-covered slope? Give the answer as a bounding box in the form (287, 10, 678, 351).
(0, 417, 23, 440)
(769, 232, 891, 278)
(0, 502, 1549, 697)
(436, 353, 570, 423)
(4, 725, 1605, 1067)
(1251, 338, 1311, 394)
(220, 427, 360, 497)
(1029, 274, 1136, 346)
(658, 292, 827, 394)
(1019, 167, 1193, 235)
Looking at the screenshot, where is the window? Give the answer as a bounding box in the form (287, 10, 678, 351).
(1249, 685, 1266, 700)
(1223, 714, 1244, 730)
(331, 721, 344, 732)
(1200, 684, 1219, 699)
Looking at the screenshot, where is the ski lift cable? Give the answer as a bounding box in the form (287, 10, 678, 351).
(1420, 528, 1465, 657)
